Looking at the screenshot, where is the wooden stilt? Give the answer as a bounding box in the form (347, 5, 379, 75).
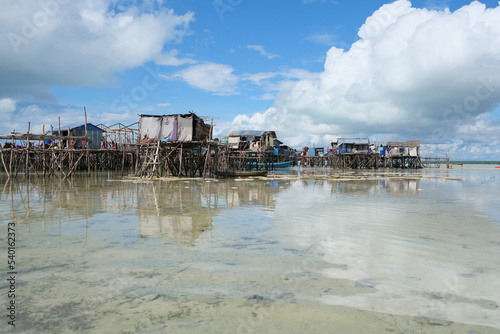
(42, 125, 46, 176)
(84, 107, 90, 177)
(0, 149, 9, 179)
(9, 130, 14, 177)
(25, 122, 30, 177)
(179, 144, 183, 177)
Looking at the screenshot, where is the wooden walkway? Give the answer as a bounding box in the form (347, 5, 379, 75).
(0, 140, 277, 179)
(1, 140, 440, 180)
(297, 153, 381, 169)
(134, 142, 276, 178)
(0, 146, 137, 179)
(295, 152, 424, 169)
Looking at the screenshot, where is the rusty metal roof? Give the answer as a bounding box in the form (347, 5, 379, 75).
(228, 130, 276, 138)
(337, 138, 370, 145)
(387, 140, 420, 147)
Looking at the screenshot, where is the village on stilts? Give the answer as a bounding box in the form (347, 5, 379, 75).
(0, 109, 451, 179)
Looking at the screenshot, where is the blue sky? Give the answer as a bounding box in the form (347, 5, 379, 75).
(1, 0, 500, 159)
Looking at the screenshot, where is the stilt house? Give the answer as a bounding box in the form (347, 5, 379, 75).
(139, 113, 212, 142)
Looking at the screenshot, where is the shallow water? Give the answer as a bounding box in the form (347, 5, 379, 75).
(0, 166, 499, 333)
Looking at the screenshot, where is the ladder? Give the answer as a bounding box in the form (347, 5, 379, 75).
(137, 141, 161, 177)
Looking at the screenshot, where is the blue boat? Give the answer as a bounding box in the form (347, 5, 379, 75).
(251, 161, 293, 168)
(271, 161, 293, 168)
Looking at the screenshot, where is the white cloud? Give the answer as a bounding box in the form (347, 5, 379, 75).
(154, 49, 197, 66)
(0, 98, 17, 118)
(0, 102, 142, 136)
(162, 62, 239, 95)
(0, 0, 194, 100)
(242, 69, 321, 100)
(243, 72, 280, 86)
(95, 111, 138, 125)
(212, 120, 233, 138)
(231, 0, 500, 158)
(1, 104, 84, 135)
(247, 45, 279, 59)
(305, 33, 338, 46)
(456, 113, 500, 146)
(231, 107, 338, 147)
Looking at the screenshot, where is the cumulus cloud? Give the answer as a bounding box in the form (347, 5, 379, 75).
(1, 104, 84, 134)
(0, 0, 194, 101)
(0, 100, 141, 135)
(456, 113, 500, 145)
(242, 69, 320, 100)
(231, 0, 500, 155)
(162, 62, 239, 95)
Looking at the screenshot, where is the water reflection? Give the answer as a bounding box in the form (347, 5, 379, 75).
(269, 171, 500, 329)
(1, 169, 499, 332)
(329, 178, 420, 196)
(136, 179, 290, 245)
(0, 175, 292, 247)
(136, 181, 215, 246)
(1, 176, 102, 240)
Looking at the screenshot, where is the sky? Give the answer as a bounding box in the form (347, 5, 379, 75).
(1, 0, 500, 160)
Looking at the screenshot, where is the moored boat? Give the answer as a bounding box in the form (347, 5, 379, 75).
(270, 161, 293, 168)
(216, 170, 268, 178)
(250, 161, 293, 168)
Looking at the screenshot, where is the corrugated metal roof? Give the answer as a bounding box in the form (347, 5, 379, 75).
(337, 138, 370, 144)
(139, 113, 196, 118)
(70, 123, 103, 132)
(228, 130, 276, 137)
(387, 140, 420, 147)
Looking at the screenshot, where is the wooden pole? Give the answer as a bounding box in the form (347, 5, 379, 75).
(58, 116, 61, 147)
(42, 125, 46, 176)
(0, 149, 9, 179)
(68, 126, 72, 173)
(25, 122, 30, 177)
(66, 151, 85, 178)
(178, 144, 183, 177)
(210, 118, 213, 141)
(151, 140, 160, 178)
(58, 117, 62, 179)
(135, 145, 139, 175)
(9, 130, 14, 177)
(203, 144, 210, 178)
(84, 107, 90, 176)
(213, 144, 218, 178)
(121, 148, 125, 172)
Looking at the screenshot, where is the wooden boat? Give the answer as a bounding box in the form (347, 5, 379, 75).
(216, 170, 268, 178)
(271, 161, 293, 168)
(250, 161, 293, 168)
